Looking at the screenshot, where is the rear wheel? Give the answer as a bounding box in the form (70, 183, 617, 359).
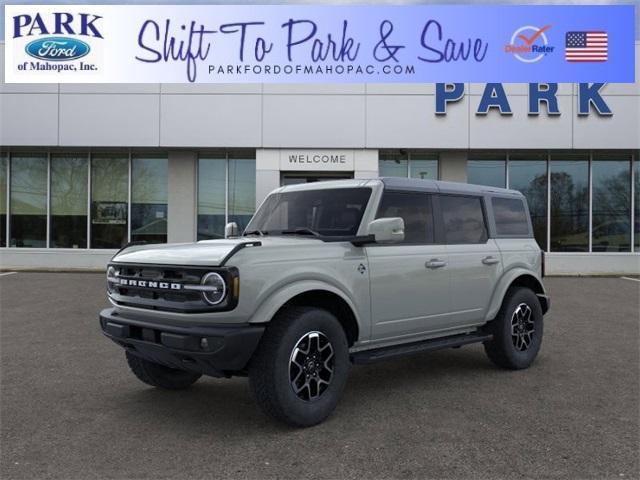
(125, 351, 202, 390)
(248, 307, 350, 427)
(484, 287, 544, 370)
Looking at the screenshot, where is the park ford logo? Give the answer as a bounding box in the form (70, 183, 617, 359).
(25, 37, 90, 61)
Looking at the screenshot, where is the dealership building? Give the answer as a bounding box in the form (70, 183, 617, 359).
(0, 41, 639, 274)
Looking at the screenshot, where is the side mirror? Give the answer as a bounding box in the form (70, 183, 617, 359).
(366, 217, 405, 244)
(224, 222, 239, 238)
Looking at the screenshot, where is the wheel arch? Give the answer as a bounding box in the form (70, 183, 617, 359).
(249, 281, 362, 347)
(486, 269, 549, 321)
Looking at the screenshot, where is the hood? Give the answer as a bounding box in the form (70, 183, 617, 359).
(111, 236, 324, 266)
(112, 238, 255, 266)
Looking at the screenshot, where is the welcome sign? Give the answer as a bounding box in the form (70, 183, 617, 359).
(3, 4, 636, 83)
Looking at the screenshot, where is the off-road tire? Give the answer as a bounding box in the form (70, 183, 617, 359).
(248, 307, 350, 427)
(484, 287, 544, 370)
(125, 351, 202, 390)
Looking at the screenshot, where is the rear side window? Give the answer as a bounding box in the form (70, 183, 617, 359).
(492, 197, 530, 236)
(440, 195, 488, 244)
(376, 191, 434, 244)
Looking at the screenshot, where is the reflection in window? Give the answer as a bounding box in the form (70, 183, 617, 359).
(592, 155, 631, 252)
(379, 151, 439, 180)
(91, 155, 128, 249)
(10, 155, 47, 247)
(377, 191, 434, 244)
(131, 156, 168, 244)
(198, 156, 226, 240)
(50, 155, 88, 248)
(467, 155, 506, 188)
(379, 151, 408, 177)
(228, 155, 256, 234)
(440, 195, 488, 244)
(550, 156, 589, 252)
(409, 155, 438, 180)
(492, 198, 530, 236)
(0, 155, 6, 247)
(247, 188, 371, 237)
(198, 152, 256, 240)
(508, 155, 548, 250)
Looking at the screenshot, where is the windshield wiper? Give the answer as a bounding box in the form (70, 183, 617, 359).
(281, 228, 322, 238)
(243, 229, 267, 236)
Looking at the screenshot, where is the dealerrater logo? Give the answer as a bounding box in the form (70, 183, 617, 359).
(505, 25, 554, 63)
(12, 12, 103, 72)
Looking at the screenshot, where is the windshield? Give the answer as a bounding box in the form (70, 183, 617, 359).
(245, 187, 372, 237)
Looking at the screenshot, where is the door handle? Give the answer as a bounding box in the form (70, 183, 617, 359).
(425, 259, 447, 269)
(482, 256, 500, 265)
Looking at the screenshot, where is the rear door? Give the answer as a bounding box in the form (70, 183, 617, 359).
(366, 190, 451, 341)
(439, 194, 503, 326)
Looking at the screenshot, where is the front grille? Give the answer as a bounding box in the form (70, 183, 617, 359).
(108, 263, 237, 313)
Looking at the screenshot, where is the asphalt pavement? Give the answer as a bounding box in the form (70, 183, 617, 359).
(1, 273, 638, 480)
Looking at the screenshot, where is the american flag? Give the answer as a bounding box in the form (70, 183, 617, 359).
(565, 31, 608, 62)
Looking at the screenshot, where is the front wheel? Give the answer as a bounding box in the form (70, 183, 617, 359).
(483, 287, 544, 370)
(248, 307, 350, 427)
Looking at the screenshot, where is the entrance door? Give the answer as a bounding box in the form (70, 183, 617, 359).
(281, 172, 353, 186)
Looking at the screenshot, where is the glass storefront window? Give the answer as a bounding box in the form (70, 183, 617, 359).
(508, 153, 548, 250)
(409, 155, 438, 180)
(379, 151, 408, 177)
(467, 154, 506, 188)
(549, 155, 589, 252)
(198, 155, 226, 240)
(0, 155, 6, 247)
(50, 155, 88, 248)
(379, 151, 439, 179)
(91, 155, 128, 249)
(131, 156, 168, 244)
(198, 151, 256, 240)
(592, 154, 631, 252)
(10, 155, 47, 247)
(228, 153, 256, 234)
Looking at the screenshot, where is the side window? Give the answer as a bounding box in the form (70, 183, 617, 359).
(492, 197, 530, 236)
(376, 191, 434, 244)
(440, 195, 488, 244)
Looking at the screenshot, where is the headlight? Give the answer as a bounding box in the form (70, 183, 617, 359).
(106, 266, 117, 294)
(200, 272, 226, 305)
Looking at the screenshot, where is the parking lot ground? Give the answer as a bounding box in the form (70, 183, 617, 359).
(1, 274, 639, 480)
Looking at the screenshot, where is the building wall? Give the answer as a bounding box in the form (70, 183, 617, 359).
(1, 42, 639, 273)
(2, 42, 639, 150)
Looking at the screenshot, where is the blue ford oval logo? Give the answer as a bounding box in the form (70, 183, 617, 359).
(25, 37, 90, 62)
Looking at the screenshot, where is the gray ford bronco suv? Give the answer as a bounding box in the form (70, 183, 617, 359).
(100, 178, 550, 427)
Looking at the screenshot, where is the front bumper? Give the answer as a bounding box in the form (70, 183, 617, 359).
(99, 308, 264, 377)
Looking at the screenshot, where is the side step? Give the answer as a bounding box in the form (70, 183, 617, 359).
(350, 332, 493, 365)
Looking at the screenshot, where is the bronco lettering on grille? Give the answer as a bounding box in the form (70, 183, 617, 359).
(118, 278, 182, 290)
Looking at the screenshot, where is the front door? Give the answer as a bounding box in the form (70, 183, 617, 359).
(281, 172, 353, 186)
(366, 191, 452, 342)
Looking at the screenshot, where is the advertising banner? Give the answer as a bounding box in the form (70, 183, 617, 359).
(3, 4, 636, 83)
